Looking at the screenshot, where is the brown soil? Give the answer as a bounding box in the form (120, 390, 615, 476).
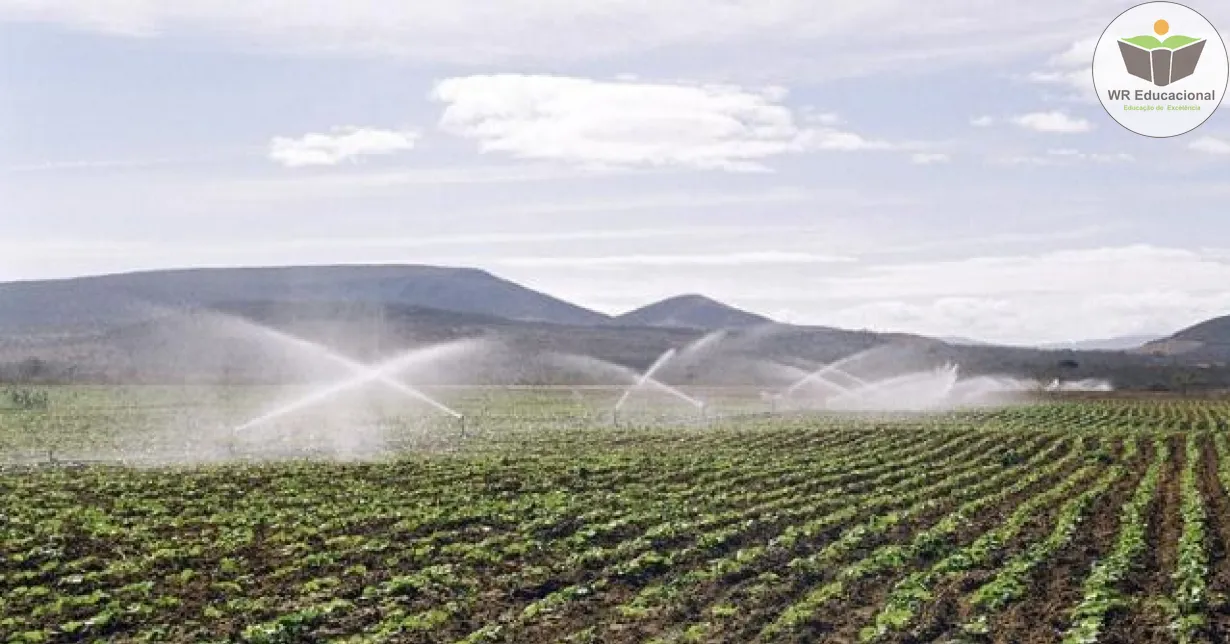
(719, 440, 1077, 643)
(502, 435, 1012, 642)
(899, 469, 1115, 643)
(974, 438, 1155, 644)
(1099, 435, 1181, 644)
(1199, 435, 1230, 641)
(900, 436, 1139, 643)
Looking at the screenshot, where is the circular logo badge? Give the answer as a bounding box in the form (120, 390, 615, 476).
(1093, 1, 1229, 138)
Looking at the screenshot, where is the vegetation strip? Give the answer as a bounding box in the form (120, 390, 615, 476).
(864, 436, 1136, 641)
(1170, 432, 1209, 643)
(1061, 436, 1170, 644)
(5, 399, 1230, 643)
(759, 435, 1075, 639)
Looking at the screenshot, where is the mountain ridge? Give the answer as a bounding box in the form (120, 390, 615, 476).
(0, 264, 611, 334)
(1138, 315, 1230, 361)
(2, 264, 1230, 389)
(1039, 335, 1161, 351)
(614, 293, 772, 330)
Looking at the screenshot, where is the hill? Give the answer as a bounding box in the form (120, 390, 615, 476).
(0, 265, 610, 335)
(1, 266, 1228, 389)
(614, 294, 771, 330)
(1138, 315, 1230, 362)
(1039, 335, 1160, 351)
(1, 299, 1224, 389)
(938, 336, 992, 346)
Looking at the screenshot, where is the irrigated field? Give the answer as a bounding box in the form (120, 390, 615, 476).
(4, 394, 1230, 643)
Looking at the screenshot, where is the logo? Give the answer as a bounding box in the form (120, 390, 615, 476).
(1118, 20, 1206, 86)
(1093, 2, 1228, 138)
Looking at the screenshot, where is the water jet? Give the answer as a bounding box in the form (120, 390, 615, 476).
(613, 348, 705, 416)
(232, 339, 471, 435)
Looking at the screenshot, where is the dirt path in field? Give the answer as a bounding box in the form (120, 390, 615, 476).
(1200, 435, 1230, 641)
(978, 438, 1154, 644)
(1099, 434, 1182, 644)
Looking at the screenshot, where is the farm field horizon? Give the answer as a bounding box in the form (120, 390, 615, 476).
(5, 392, 1230, 643)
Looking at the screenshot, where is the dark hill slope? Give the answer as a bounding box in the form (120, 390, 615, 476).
(0, 265, 610, 334)
(1138, 315, 1230, 362)
(614, 294, 771, 330)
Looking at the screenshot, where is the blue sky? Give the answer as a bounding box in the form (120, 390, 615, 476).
(3, 0, 1230, 344)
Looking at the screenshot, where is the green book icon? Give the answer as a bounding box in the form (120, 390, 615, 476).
(1118, 34, 1207, 86)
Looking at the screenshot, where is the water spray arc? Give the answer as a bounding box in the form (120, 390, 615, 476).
(232, 338, 466, 436)
(238, 322, 463, 418)
(782, 351, 873, 398)
(825, 364, 960, 411)
(612, 348, 705, 425)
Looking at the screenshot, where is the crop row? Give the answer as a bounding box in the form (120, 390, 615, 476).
(866, 435, 1138, 641)
(757, 435, 1080, 640)
(1062, 436, 1170, 644)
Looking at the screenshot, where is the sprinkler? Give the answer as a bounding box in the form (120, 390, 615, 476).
(458, 415, 467, 439)
(612, 348, 704, 423)
(231, 338, 467, 434)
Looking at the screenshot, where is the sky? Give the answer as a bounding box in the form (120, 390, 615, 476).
(3, 1, 1230, 346)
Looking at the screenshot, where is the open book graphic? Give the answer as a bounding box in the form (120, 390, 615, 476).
(1118, 35, 1207, 86)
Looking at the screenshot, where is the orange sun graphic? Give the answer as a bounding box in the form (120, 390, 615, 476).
(1154, 19, 1169, 35)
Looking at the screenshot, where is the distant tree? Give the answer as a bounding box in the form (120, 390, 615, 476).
(16, 358, 48, 382)
(1173, 372, 1199, 396)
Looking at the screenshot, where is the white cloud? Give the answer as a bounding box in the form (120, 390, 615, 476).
(1011, 111, 1092, 133)
(824, 292, 1230, 346)
(822, 246, 1230, 299)
(1048, 37, 1097, 68)
(994, 155, 1057, 166)
(431, 75, 896, 171)
(1189, 137, 1230, 155)
(515, 244, 1230, 344)
(995, 150, 1129, 166)
(268, 127, 419, 167)
(3, 158, 180, 173)
(816, 245, 1230, 343)
(1046, 148, 1133, 163)
(0, 228, 828, 262)
(1088, 153, 1132, 163)
(803, 110, 844, 126)
(970, 116, 994, 127)
(1025, 37, 1098, 101)
(0, 1, 1146, 71)
(910, 152, 950, 165)
(1026, 69, 1089, 92)
(807, 130, 895, 153)
(249, 227, 812, 251)
(494, 251, 855, 268)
